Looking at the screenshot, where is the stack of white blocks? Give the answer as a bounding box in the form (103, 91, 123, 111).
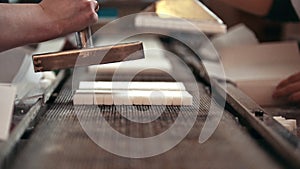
(273, 116, 297, 133)
(73, 81, 193, 106)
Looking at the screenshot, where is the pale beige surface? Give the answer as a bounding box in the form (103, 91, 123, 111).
(156, 0, 216, 21)
(134, 0, 226, 34)
(0, 84, 16, 140)
(219, 41, 300, 106)
(236, 79, 285, 106)
(221, 41, 300, 81)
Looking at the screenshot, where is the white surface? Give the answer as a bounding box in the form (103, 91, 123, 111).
(79, 81, 186, 91)
(220, 41, 300, 81)
(76, 81, 192, 105)
(219, 41, 300, 106)
(73, 89, 193, 106)
(73, 93, 94, 105)
(0, 84, 16, 140)
(88, 35, 172, 75)
(236, 79, 286, 106)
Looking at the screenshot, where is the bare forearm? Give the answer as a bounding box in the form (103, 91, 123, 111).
(0, 0, 98, 52)
(0, 4, 60, 51)
(218, 0, 273, 16)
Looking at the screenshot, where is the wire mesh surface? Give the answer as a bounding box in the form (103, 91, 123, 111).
(7, 76, 287, 169)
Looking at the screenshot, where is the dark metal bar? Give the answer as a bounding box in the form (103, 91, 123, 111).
(211, 79, 300, 169)
(32, 41, 144, 72)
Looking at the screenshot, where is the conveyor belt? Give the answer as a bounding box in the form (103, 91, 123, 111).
(8, 77, 286, 169)
(5, 36, 295, 168)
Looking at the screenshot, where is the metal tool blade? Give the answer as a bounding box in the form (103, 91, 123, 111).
(33, 41, 144, 72)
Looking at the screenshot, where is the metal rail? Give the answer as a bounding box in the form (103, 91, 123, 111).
(0, 70, 66, 168)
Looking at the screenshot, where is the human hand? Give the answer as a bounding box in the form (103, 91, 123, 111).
(39, 0, 99, 36)
(273, 72, 300, 103)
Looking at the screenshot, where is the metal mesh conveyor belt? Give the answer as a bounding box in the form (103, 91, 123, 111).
(8, 76, 286, 169)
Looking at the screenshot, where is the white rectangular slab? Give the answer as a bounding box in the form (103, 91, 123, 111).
(79, 81, 186, 91)
(73, 89, 193, 106)
(0, 84, 16, 140)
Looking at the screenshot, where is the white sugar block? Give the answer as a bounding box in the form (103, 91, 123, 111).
(72, 93, 81, 105)
(163, 91, 193, 106)
(73, 93, 94, 105)
(286, 119, 297, 131)
(274, 116, 297, 132)
(113, 92, 133, 105)
(77, 89, 112, 94)
(165, 94, 173, 105)
(77, 89, 131, 105)
(79, 81, 112, 90)
(150, 91, 175, 105)
(150, 91, 166, 105)
(103, 94, 113, 105)
(122, 95, 133, 105)
(73, 88, 193, 106)
(182, 91, 193, 105)
(130, 91, 149, 105)
(79, 81, 186, 91)
(165, 82, 185, 91)
(94, 94, 104, 105)
(134, 90, 151, 105)
(128, 82, 185, 91)
(140, 91, 152, 105)
(113, 93, 123, 105)
(171, 91, 183, 105)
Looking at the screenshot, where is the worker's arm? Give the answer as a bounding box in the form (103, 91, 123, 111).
(273, 72, 300, 104)
(0, 0, 98, 52)
(218, 0, 273, 16)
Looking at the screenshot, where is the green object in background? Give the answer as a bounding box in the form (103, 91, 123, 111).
(97, 7, 118, 19)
